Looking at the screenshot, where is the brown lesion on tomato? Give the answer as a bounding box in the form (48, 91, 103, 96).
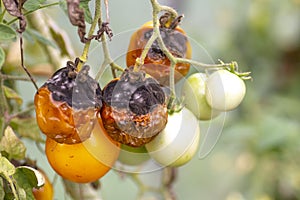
(100, 67, 168, 147)
(34, 59, 103, 144)
(126, 14, 191, 86)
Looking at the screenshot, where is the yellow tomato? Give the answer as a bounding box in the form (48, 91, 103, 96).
(32, 170, 54, 200)
(45, 120, 120, 183)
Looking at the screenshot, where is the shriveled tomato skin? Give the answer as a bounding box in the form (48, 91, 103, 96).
(34, 86, 97, 144)
(100, 68, 168, 147)
(126, 21, 192, 85)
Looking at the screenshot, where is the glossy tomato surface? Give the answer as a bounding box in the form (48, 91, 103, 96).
(146, 107, 200, 167)
(45, 121, 120, 183)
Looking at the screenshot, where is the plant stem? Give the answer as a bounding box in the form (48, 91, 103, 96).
(6, 2, 60, 25)
(78, 0, 102, 70)
(0, 76, 8, 138)
(0, 74, 32, 81)
(95, 3, 123, 80)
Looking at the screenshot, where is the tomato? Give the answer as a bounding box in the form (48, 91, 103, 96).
(182, 73, 220, 120)
(205, 70, 246, 111)
(32, 170, 54, 200)
(126, 21, 192, 85)
(45, 120, 120, 183)
(101, 67, 168, 147)
(34, 64, 102, 144)
(145, 107, 200, 167)
(118, 145, 150, 166)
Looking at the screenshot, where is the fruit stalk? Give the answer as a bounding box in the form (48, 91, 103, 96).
(79, 0, 102, 69)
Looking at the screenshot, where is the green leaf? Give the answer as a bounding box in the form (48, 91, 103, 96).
(25, 28, 57, 48)
(13, 167, 39, 200)
(0, 126, 26, 160)
(0, 47, 5, 70)
(0, 24, 16, 41)
(2, 86, 23, 105)
(23, 0, 46, 11)
(80, 1, 92, 24)
(0, 155, 15, 177)
(10, 117, 43, 142)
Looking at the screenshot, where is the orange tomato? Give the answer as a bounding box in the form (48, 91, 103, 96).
(126, 21, 192, 85)
(32, 170, 54, 200)
(45, 120, 120, 183)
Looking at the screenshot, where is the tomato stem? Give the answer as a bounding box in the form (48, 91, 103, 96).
(79, 0, 102, 70)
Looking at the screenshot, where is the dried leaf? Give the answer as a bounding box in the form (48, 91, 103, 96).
(66, 0, 86, 42)
(2, 0, 27, 32)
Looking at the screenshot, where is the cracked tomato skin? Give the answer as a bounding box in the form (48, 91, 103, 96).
(34, 66, 102, 144)
(126, 21, 192, 85)
(45, 120, 120, 183)
(101, 68, 168, 147)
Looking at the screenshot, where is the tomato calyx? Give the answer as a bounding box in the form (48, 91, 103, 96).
(218, 60, 252, 81)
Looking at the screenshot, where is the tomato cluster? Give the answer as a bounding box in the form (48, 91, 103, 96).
(34, 14, 247, 183)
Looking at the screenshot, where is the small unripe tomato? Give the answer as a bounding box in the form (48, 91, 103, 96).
(32, 170, 54, 200)
(205, 70, 246, 111)
(182, 73, 220, 120)
(126, 20, 192, 85)
(146, 107, 200, 167)
(45, 120, 120, 183)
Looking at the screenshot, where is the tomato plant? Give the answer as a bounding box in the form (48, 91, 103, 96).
(0, 0, 253, 199)
(146, 107, 200, 167)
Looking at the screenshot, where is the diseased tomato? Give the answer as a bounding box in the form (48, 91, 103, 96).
(146, 107, 200, 167)
(126, 18, 192, 85)
(34, 64, 102, 144)
(45, 120, 120, 183)
(101, 67, 168, 147)
(205, 70, 246, 111)
(182, 73, 220, 120)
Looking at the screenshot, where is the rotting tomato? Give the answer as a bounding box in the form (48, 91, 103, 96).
(205, 69, 246, 111)
(101, 67, 168, 147)
(45, 120, 120, 183)
(182, 73, 220, 120)
(34, 62, 103, 144)
(146, 107, 200, 167)
(32, 169, 54, 200)
(126, 15, 192, 86)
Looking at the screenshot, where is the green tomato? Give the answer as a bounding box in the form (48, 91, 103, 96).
(118, 144, 150, 166)
(145, 107, 200, 167)
(205, 70, 246, 111)
(182, 73, 220, 120)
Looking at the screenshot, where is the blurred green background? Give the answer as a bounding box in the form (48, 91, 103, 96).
(20, 0, 300, 199)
